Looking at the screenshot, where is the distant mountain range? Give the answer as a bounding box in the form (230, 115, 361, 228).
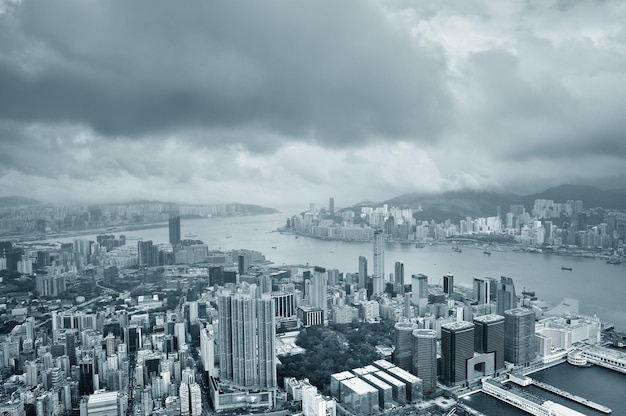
(0, 196, 45, 208)
(0, 196, 278, 214)
(381, 184, 626, 223)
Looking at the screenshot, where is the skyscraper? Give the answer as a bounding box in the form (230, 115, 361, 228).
(217, 292, 276, 390)
(392, 322, 417, 372)
(373, 229, 384, 295)
(497, 276, 517, 315)
(358, 256, 368, 290)
(443, 273, 454, 296)
(169, 206, 181, 246)
(411, 274, 428, 315)
(309, 266, 328, 322)
(473, 314, 505, 372)
(473, 277, 491, 304)
(412, 329, 437, 395)
(394, 261, 404, 294)
(441, 321, 475, 386)
(329, 197, 334, 217)
(504, 308, 536, 366)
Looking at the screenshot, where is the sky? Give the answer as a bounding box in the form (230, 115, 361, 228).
(1, 0, 626, 210)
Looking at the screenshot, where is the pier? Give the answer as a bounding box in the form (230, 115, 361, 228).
(579, 345, 626, 374)
(531, 380, 611, 414)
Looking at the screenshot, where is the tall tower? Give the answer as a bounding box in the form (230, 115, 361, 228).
(473, 277, 491, 304)
(309, 266, 328, 322)
(497, 276, 517, 315)
(443, 273, 454, 296)
(411, 274, 428, 316)
(441, 321, 475, 386)
(412, 329, 437, 395)
(394, 261, 404, 293)
(372, 229, 384, 295)
(329, 197, 335, 217)
(473, 314, 505, 372)
(169, 206, 181, 246)
(504, 308, 536, 366)
(392, 322, 417, 371)
(217, 292, 276, 390)
(358, 256, 368, 290)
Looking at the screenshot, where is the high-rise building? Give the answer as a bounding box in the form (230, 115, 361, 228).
(443, 273, 454, 296)
(373, 229, 384, 293)
(411, 274, 428, 315)
(138, 240, 158, 267)
(392, 322, 417, 372)
(473, 277, 491, 304)
(497, 276, 517, 315)
(358, 256, 368, 290)
(169, 206, 181, 246)
(441, 321, 475, 386)
(412, 329, 437, 395)
(217, 292, 277, 390)
(84, 390, 119, 416)
(200, 326, 217, 377)
(394, 262, 404, 293)
(504, 308, 536, 366)
(309, 266, 328, 321)
(329, 197, 335, 217)
(473, 314, 505, 372)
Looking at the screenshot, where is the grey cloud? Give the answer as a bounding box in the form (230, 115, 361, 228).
(0, 0, 450, 150)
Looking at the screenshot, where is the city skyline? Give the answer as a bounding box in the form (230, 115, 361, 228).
(1, 1, 626, 208)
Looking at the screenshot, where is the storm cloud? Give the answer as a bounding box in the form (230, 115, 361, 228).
(1, 0, 626, 207)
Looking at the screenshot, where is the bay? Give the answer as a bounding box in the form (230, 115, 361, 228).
(44, 212, 626, 331)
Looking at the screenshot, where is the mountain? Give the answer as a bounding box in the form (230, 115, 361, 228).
(522, 185, 626, 210)
(0, 196, 44, 208)
(384, 190, 522, 223)
(365, 184, 626, 223)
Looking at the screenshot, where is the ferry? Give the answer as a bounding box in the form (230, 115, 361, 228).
(483, 251, 491, 255)
(184, 233, 197, 238)
(561, 266, 573, 271)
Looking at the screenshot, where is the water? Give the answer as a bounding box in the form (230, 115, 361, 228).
(39, 213, 626, 415)
(463, 364, 624, 416)
(44, 213, 626, 331)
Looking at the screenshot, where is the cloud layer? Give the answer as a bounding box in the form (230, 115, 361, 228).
(1, 0, 626, 208)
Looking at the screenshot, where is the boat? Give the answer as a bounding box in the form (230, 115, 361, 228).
(271, 246, 277, 249)
(415, 243, 425, 248)
(561, 266, 573, 271)
(453, 247, 462, 253)
(184, 233, 197, 238)
(483, 251, 491, 255)
(225, 235, 232, 238)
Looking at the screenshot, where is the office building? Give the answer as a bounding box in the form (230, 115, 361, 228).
(372, 229, 384, 295)
(473, 277, 491, 304)
(329, 197, 335, 217)
(412, 329, 437, 395)
(497, 276, 517, 315)
(443, 273, 454, 296)
(392, 322, 417, 372)
(309, 266, 328, 321)
(473, 314, 505, 372)
(441, 321, 475, 386)
(200, 326, 217, 377)
(394, 262, 404, 294)
(217, 292, 276, 390)
(358, 256, 368, 290)
(411, 274, 428, 316)
(169, 206, 181, 246)
(82, 391, 119, 416)
(504, 308, 536, 365)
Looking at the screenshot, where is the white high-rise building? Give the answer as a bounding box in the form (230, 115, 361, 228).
(190, 383, 202, 416)
(373, 229, 384, 295)
(200, 325, 217, 377)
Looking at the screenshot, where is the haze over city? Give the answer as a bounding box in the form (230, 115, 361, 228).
(1, 0, 626, 208)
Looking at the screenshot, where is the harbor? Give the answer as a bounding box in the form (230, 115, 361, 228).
(531, 380, 611, 414)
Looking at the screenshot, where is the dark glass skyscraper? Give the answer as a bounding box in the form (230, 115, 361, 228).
(358, 256, 368, 290)
(412, 329, 437, 395)
(169, 206, 181, 246)
(443, 273, 454, 295)
(473, 314, 505, 372)
(504, 308, 536, 365)
(441, 321, 475, 386)
(497, 276, 517, 315)
(392, 322, 417, 372)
